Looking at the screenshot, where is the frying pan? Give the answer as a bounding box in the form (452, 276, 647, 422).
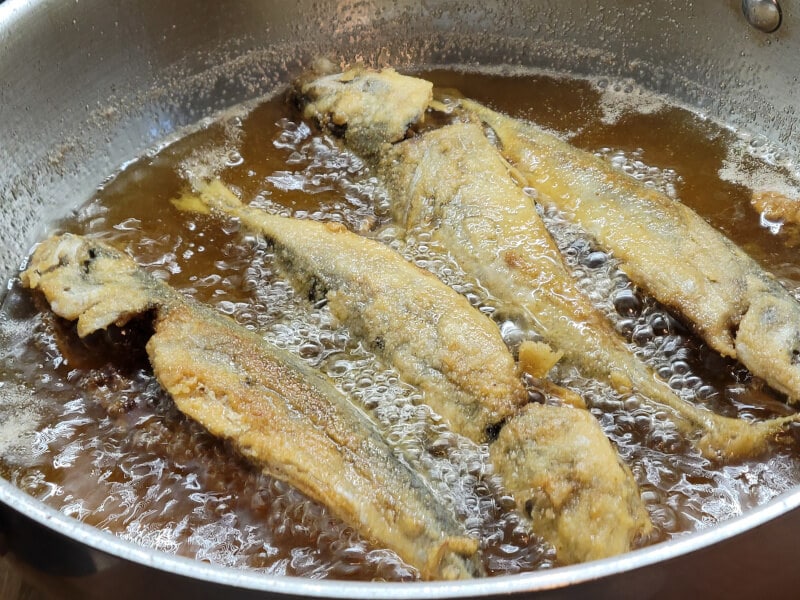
(2, 0, 800, 597)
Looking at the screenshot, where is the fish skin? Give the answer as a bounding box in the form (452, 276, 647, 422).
(378, 121, 797, 462)
(21, 233, 483, 581)
(178, 180, 527, 444)
(461, 98, 800, 404)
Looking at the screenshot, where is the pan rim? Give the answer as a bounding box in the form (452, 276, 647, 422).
(1, 475, 799, 597)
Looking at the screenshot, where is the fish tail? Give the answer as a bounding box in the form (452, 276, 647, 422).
(424, 536, 482, 580)
(172, 178, 247, 217)
(638, 372, 796, 461)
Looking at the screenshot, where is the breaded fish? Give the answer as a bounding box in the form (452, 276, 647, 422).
(180, 179, 652, 562)
(21, 233, 482, 581)
(298, 67, 799, 461)
(461, 98, 800, 404)
(174, 179, 527, 443)
(492, 404, 652, 564)
(381, 122, 798, 461)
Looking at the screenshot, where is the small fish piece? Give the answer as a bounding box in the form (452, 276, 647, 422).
(752, 189, 800, 226)
(296, 65, 433, 157)
(492, 403, 653, 564)
(380, 121, 797, 462)
(176, 179, 527, 443)
(461, 98, 800, 404)
(21, 233, 482, 581)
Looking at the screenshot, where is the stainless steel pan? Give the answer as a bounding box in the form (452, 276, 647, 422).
(2, 0, 799, 597)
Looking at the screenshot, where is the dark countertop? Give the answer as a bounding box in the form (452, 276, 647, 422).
(0, 560, 47, 600)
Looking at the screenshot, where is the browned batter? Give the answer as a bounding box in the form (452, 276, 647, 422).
(21, 233, 482, 581)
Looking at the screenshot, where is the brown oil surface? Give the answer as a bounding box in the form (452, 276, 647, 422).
(1, 69, 800, 580)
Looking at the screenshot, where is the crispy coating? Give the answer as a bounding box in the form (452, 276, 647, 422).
(463, 99, 800, 404)
(19, 233, 168, 337)
(299, 67, 658, 562)
(21, 233, 482, 581)
(491, 404, 652, 564)
(380, 121, 798, 462)
(178, 180, 527, 443)
(296, 67, 432, 157)
(518, 341, 564, 379)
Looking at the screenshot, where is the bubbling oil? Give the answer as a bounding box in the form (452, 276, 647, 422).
(2, 69, 800, 580)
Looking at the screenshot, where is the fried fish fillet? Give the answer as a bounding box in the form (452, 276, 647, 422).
(491, 404, 652, 564)
(298, 66, 799, 461)
(381, 122, 799, 461)
(461, 99, 800, 403)
(175, 179, 527, 443)
(180, 179, 652, 562)
(21, 233, 482, 581)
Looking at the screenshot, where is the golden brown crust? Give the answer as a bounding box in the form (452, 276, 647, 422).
(22, 233, 482, 580)
(180, 179, 527, 443)
(465, 99, 800, 404)
(491, 404, 652, 564)
(297, 67, 432, 157)
(380, 121, 797, 461)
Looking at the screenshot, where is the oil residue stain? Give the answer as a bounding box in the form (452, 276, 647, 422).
(1, 69, 800, 580)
